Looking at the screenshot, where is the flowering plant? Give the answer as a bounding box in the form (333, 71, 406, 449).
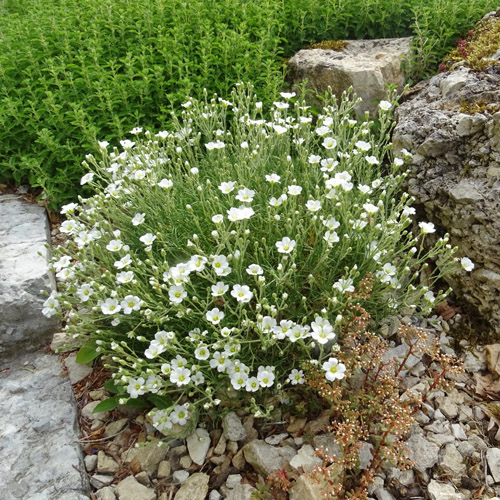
(44, 84, 459, 433)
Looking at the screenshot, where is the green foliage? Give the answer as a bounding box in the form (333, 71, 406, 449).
(0, 0, 497, 208)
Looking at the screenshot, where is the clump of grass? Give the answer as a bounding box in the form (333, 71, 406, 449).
(306, 40, 349, 51)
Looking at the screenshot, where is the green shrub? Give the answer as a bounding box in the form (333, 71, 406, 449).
(0, 0, 497, 208)
(43, 86, 463, 432)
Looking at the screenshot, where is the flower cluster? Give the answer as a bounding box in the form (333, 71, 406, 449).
(44, 85, 462, 432)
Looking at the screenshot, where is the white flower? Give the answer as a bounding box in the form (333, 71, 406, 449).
(205, 140, 225, 150)
(211, 281, 229, 296)
(106, 239, 123, 252)
(402, 206, 416, 217)
(60, 203, 78, 214)
(246, 264, 263, 276)
(365, 155, 380, 165)
(280, 91, 296, 99)
(315, 126, 331, 136)
(245, 377, 259, 392)
(56, 267, 75, 281)
(308, 155, 321, 164)
(265, 173, 281, 184)
(423, 290, 436, 303)
(323, 230, 340, 246)
(169, 285, 187, 304)
(276, 237, 296, 254)
(170, 367, 191, 386)
(212, 255, 230, 275)
(190, 255, 208, 272)
(171, 355, 188, 369)
(333, 278, 355, 294)
(461, 257, 474, 272)
(288, 369, 305, 385)
(355, 140, 371, 152)
(76, 284, 93, 302)
(206, 308, 224, 325)
(273, 101, 289, 109)
(306, 199, 321, 212)
(257, 368, 275, 388)
(311, 317, 336, 344)
(158, 178, 173, 189)
(320, 158, 338, 172)
(210, 351, 230, 372)
(219, 181, 236, 194)
(98, 141, 109, 149)
(419, 222, 436, 234)
(121, 295, 141, 314)
(379, 100, 392, 111)
(322, 137, 337, 149)
(212, 214, 224, 224)
(231, 284, 253, 303)
(226, 206, 254, 221)
(358, 184, 372, 195)
(132, 213, 145, 226)
(192, 372, 205, 385)
(42, 294, 59, 317)
(127, 377, 146, 398)
(240, 141, 249, 149)
(273, 124, 288, 135)
(120, 139, 135, 149)
(114, 254, 132, 269)
(60, 220, 79, 234)
(80, 173, 94, 185)
(194, 345, 210, 361)
(394, 158, 404, 167)
(129, 127, 143, 135)
(139, 233, 156, 245)
(101, 298, 121, 315)
(230, 372, 249, 390)
(322, 357, 346, 381)
(170, 405, 189, 425)
(323, 216, 340, 231)
(235, 187, 255, 203)
(145, 343, 165, 359)
(53, 255, 71, 272)
(287, 185, 302, 196)
(363, 203, 379, 215)
(116, 271, 134, 284)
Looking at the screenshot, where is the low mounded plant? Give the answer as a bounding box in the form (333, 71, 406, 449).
(43, 85, 470, 436)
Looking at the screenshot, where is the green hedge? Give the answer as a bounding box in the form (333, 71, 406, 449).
(0, 0, 496, 208)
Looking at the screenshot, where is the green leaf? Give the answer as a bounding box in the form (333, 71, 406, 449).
(147, 394, 173, 410)
(92, 396, 119, 413)
(124, 398, 148, 409)
(75, 341, 100, 364)
(103, 379, 126, 394)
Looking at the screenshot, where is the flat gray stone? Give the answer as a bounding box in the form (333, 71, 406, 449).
(115, 476, 155, 500)
(122, 442, 168, 475)
(65, 352, 93, 385)
(407, 434, 440, 472)
(0, 352, 88, 500)
(243, 440, 291, 476)
(222, 412, 247, 442)
(186, 428, 211, 466)
(174, 472, 209, 500)
(0, 195, 59, 359)
(487, 448, 500, 483)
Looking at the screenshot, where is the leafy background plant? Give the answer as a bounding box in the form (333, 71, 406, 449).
(0, 0, 497, 208)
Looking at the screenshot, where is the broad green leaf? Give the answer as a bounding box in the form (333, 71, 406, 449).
(92, 396, 119, 413)
(147, 394, 173, 410)
(75, 341, 100, 364)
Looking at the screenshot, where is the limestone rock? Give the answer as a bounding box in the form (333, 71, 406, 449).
(115, 475, 156, 500)
(122, 443, 168, 475)
(225, 483, 257, 500)
(174, 472, 209, 500)
(407, 434, 440, 471)
(487, 448, 500, 483)
(287, 38, 412, 117)
(438, 444, 466, 481)
(97, 451, 120, 474)
(428, 479, 465, 500)
(186, 428, 211, 466)
(222, 412, 247, 442)
(289, 473, 330, 500)
(243, 440, 291, 476)
(0, 195, 59, 359)
(172, 470, 189, 484)
(157, 460, 171, 479)
(289, 444, 322, 473)
(393, 62, 500, 335)
(96, 487, 117, 500)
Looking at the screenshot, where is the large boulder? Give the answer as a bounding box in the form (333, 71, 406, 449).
(286, 38, 412, 116)
(0, 195, 59, 358)
(393, 59, 500, 334)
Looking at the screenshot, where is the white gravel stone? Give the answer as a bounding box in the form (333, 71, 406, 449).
(451, 423, 468, 440)
(174, 472, 209, 500)
(222, 412, 247, 442)
(85, 454, 98, 472)
(115, 475, 156, 500)
(487, 448, 500, 483)
(225, 484, 257, 500)
(187, 428, 211, 465)
(264, 433, 289, 445)
(225, 474, 242, 489)
(243, 440, 294, 476)
(407, 434, 440, 471)
(289, 444, 322, 473)
(172, 470, 189, 484)
(428, 479, 465, 500)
